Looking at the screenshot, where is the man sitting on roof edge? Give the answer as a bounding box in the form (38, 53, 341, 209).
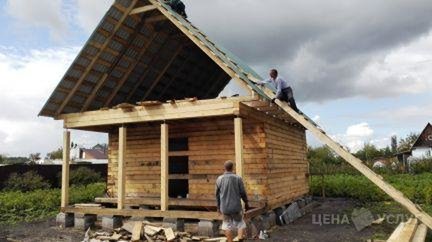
(256, 69, 300, 113)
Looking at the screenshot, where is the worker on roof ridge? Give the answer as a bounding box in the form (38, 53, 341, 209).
(216, 160, 250, 242)
(165, 0, 187, 18)
(256, 69, 300, 113)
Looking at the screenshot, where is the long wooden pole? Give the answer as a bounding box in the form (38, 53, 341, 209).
(61, 130, 71, 208)
(160, 123, 169, 211)
(118, 126, 127, 209)
(273, 98, 432, 229)
(234, 117, 244, 178)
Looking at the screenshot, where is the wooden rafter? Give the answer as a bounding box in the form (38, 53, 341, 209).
(155, 51, 194, 100)
(130, 5, 157, 15)
(147, 0, 254, 96)
(103, 32, 164, 108)
(55, 0, 139, 116)
(141, 45, 183, 100)
(124, 37, 176, 103)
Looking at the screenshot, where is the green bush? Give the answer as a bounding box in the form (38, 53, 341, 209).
(4, 171, 51, 192)
(0, 183, 105, 225)
(67, 167, 104, 186)
(311, 173, 432, 204)
(410, 158, 432, 174)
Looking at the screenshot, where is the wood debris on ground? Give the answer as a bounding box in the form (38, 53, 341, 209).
(82, 221, 227, 242)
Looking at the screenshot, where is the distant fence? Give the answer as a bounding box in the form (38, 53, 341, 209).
(0, 164, 107, 189)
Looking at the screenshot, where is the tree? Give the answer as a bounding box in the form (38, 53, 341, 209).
(308, 146, 341, 164)
(354, 143, 383, 162)
(0, 154, 4, 164)
(391, 135, 397, 153)
(46, 148, 63, 160)
(28, 153, 41, 165)
(398, 133, 419, 152)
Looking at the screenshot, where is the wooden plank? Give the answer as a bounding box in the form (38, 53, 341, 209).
(163, 227, 175, 241)
(412, 223, 428, 242)
(118, 126, 127, 209)
(60, 98, 257, 128)
(161, 123, 169, 211)
(130, 5, 157, 15)
(61, 130, 70, 208)
(262, 88, 432, 229)
(62, 207, 222, 220)
(94, 197, 264, 208)
(397, 218, 419, 242)
(55, 0, 138, 115)
(234, 117, 244, 177)
(131, 222, 143, 241)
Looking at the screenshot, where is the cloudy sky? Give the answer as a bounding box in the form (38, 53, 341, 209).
(0, 0, 431, 156)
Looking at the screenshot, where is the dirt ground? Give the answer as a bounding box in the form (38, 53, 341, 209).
(0, 198, 398, 242)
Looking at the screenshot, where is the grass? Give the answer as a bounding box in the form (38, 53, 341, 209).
(311, 173, 432, 204)
(0, 183, 105, 225)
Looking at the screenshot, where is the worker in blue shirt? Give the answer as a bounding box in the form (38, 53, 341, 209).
(257, 69, 300, 112)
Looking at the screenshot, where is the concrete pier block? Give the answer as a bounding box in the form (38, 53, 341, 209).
(102, 216, 123, 230)
(163, 217, 185, 231)
(273, 206, 286, 225)
(56, 212, 74, 228)
(75, 214, 97, 230)
(282, 202, 302, 224)
(198, 220, 219, 237)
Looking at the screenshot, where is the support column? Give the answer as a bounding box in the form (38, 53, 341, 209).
(118, 126, 126, 209)
(234, 117, 244, 177)
(61, 130, 71, 208)
(161, 123, 169, 211)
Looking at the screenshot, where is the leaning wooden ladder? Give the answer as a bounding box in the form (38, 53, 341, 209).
(253, 82, 432, 230)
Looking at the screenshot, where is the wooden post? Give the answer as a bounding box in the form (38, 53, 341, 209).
(118, 126, 127, 209)
(234, 117, 244, 177)
(160, 123, 169, 211)
(61, 130, 70, 208)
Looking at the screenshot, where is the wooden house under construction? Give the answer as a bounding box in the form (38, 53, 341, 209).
(39, 0, 309, 221)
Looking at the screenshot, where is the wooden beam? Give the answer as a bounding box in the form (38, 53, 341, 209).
(130, 5, 157, 15)
(160, 123, 169, 211)
(141, 46, 183, 100)
(117, 126, 127, 209)
(146, 15, 167, 24)
(234, 117, 244, 178)
(60, 97, 257, 128)
(62, 207, 221, 220)
(262, 85, 432, 229)
(103, 32, 162, 108)
(124, 37, 174, 103)
(155, 52, 193, 100)
(94, 197, 265, 208)
(61, 130, 71, 208)
(55, 0, 138, 116)
(147, 0, 254, 96)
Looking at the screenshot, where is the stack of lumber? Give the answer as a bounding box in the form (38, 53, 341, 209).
(82, 220, 227, 242)
(386, 218, 427, 242)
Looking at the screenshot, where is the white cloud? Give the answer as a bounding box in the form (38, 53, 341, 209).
(332, 123, 375, 152)
(5, 0, 69, 40)
(355, 32, 432, 98)
(0, 46, 106, 156)
(75, 0, 114, 33)
(346, 122, 374, 137)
